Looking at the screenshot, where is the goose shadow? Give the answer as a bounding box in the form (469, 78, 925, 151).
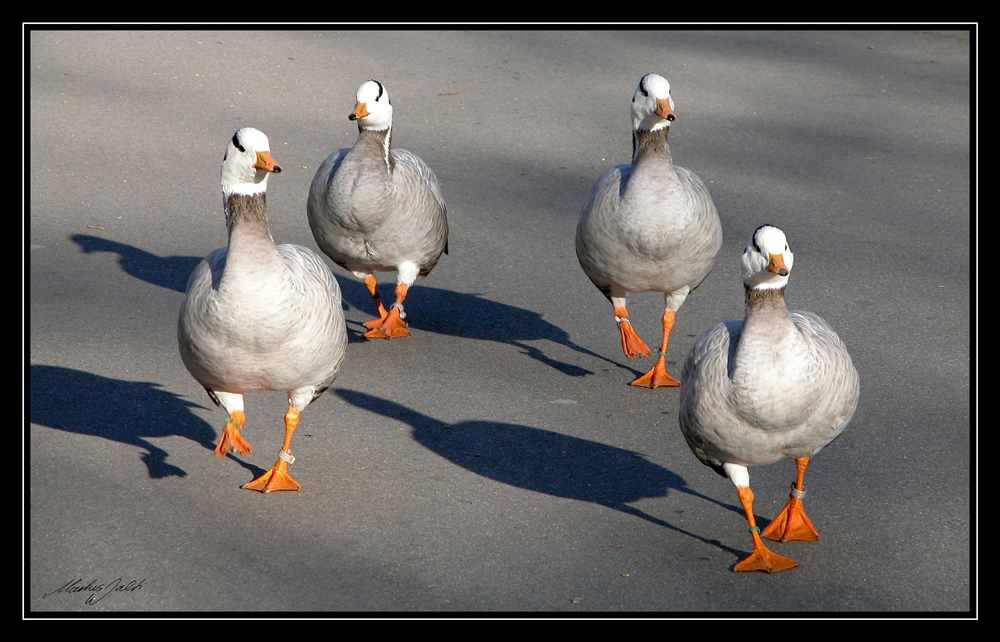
(28, 364, 263, 480)
(63, 235, 625, 480)
(338, 277, 630, 377)
(69, 234, 626, 378)
(71, 233, 204, 293)
(335, 388, 748, 560)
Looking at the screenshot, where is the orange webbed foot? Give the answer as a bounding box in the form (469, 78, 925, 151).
(732, 484, 798, 573)
(763, 494, 820, 542)
(243, 457, 300, 493)
(214, 411, 252, 457)
(617, 319, 650, 358)
(734, 530, 799, 573)
(630, 355, 680, 388)
(364, 305, 410, 339)
(363, 313, 389, 330)
(764, 461, 820, 542)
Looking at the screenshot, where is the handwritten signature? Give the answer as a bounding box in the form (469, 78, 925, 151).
(42, 578, 145, 605)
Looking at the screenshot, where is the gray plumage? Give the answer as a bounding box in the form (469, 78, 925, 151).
(679, 225, 860, 476)
(576, 73, 722, 387)
(576, 73, 721, 308)
(307, 79, 448, 328)
(178, 127, 347, 426)
(576, 150, 721, 303)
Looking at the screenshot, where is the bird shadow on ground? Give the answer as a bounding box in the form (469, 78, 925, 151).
(28, 364, 265, 480)
(338, 277, 631, 377)
(71, 234, 203, 293)
(69, 234, 633, 379)
(335, 388, 748, 560)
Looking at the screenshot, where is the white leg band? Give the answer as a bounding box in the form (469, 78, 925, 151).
(278, 450, 295, 465)
(789, 484, 806, 499)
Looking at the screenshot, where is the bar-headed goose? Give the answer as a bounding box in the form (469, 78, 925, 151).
(678, 224, 860, 572)
(178, 127, 348, 493)
(576, 73, 722, 388)
(307, 79, 449, 339)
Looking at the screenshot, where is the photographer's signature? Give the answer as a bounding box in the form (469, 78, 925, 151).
(42, 577, 145, 605)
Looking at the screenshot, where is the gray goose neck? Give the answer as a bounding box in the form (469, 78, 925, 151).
(631, 127, 671, 165)
(357, 125, 394, 171)
(225, 192, 273, 245)
(743, 285, 790, 319)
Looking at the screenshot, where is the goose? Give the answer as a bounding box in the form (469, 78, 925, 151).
(178, 127, 348, 493)
(307, 79, 449, 339)
(576, 73, 722, 388)
(678, 224, 860, 572)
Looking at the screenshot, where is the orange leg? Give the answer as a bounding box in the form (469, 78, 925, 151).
(214, 410, 252, 457)
(614, 305, 651, 358)
(763, 457, 820, 542)
(631, 310, 680, 388)
(733, 485, 798, 573)
(362, 274, 390, 329)
(364, 283, 411, 339)
(243, 408, 301, 493)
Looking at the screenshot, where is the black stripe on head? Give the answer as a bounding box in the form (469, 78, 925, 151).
(637, 75, 650, 98)
(751, 223, 775, 254)
(231, 131, 245, 153)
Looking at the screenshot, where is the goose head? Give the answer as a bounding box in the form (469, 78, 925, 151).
(631, 73, 676, 132)
(348, 79, 393, 132)
(221, 127, 282, 197)
(742, 224, 794, 290)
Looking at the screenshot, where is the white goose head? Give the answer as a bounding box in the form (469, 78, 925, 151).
(221, 127, 282, 197)
(631, 73, 676, 132)
(742, 224, 794, 290)
(348, 79, 393, 132)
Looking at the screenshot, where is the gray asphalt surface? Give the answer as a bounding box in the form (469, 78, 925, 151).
(27, 29, 972, 615)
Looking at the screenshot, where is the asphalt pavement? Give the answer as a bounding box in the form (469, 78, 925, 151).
(27, 28, 973, 615)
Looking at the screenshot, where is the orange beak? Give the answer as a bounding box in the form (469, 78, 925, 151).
(654, 97, 676, 122)
(253, 150, 281, 173)
(349, 102, 369, 121)
(766, 253, 789, 276)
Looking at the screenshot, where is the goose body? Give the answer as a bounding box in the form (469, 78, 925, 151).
(178, 127, 348, 492)
(576, 73, 722, 387)
(308, 79, 448, 339)
(678, 224, 860, 571)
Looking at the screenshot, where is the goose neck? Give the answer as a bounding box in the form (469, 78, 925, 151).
(224, 192, 274, 247)
(356, 125, 394, 171)
(742, 285, 794, 329)
(631, 127, 672, 166)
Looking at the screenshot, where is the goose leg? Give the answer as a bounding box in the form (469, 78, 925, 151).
(361, 274, 391, 329)
(733, 485, 799, 573)
(364, 283, 411, 339)
(613, 303, 650, 359)
(214, 410, 252, 457)
(631, 310, 680, 388)
(763, 457, 820, 542)
(243, 408, 301, 493)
